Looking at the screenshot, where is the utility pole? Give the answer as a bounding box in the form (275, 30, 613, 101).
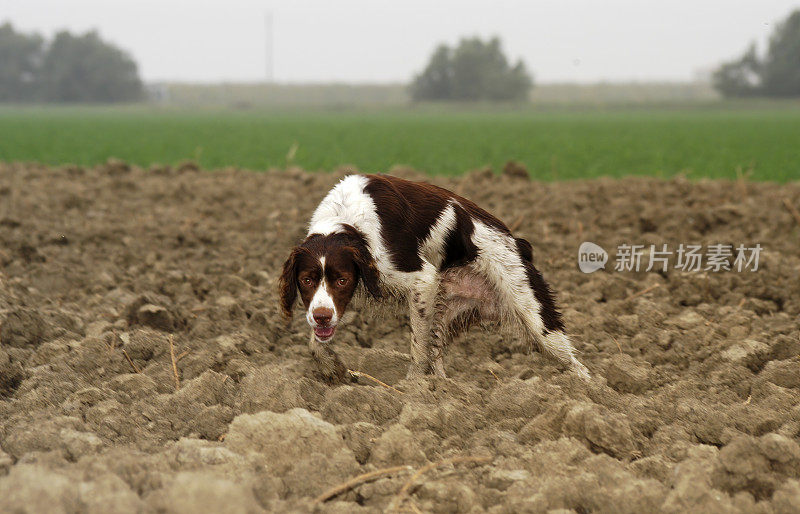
(265, 11, 274, 82)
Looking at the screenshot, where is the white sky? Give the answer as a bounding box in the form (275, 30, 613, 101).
(2, 0, 798, 83)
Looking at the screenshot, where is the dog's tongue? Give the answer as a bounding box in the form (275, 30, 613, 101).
(314, 326, 335, 339)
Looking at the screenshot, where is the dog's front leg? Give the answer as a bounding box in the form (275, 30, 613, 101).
(308, 330, 350, 384)
(406, 263, 442, 377)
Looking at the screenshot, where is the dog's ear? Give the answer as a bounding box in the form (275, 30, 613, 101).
(279, 246, 302, 317)
(348, 246, 382, 299)
(338, 224, 382, 299)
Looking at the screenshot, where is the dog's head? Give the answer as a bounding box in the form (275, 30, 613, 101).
(279, 225, 381, 342)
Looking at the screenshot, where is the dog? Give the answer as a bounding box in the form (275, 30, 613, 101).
(279, 174, 589, 382)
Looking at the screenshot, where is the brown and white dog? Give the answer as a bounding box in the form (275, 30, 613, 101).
(280, 174, 589, 381)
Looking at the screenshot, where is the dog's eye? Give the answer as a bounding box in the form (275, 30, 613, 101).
(301, 277, 313, 286)
(336, 277, 348, 286)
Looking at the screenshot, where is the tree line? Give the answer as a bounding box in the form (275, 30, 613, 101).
(3, 9, 799, 104)
(411, 9, 800, 102)
(0, 22, 143, 103)
(410, 37, 532, 102)
(712, 9, 800, 98)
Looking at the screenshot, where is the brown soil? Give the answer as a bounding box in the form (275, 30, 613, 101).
(1, 161, 799, 513)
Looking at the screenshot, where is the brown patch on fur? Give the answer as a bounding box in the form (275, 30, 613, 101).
(441, 204, 479, 270)
(364, 174, 508, 272)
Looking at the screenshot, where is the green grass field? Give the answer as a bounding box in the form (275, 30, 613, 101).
(1, 104, 798, 181)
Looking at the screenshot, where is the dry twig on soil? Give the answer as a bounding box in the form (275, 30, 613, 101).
(348, 369, 404, 395)
(624, 283, 660, 302)
(783, 198, 800, 227)
(508, 214, 525, 233)
(388, 455, 492, 512)
(313, 465, 413, 504)
(736, 166, 750, 202)
(121, 349, 141, 374)
(169, 335, 180, 391)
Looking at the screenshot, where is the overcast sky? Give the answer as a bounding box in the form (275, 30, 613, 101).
(2, 0, 798, 83)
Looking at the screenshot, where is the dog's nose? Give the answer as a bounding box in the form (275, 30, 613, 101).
(312, 308, 333, 326)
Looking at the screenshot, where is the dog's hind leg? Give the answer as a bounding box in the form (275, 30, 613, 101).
(471, 223, 590, 380)
(517, 252, 590, 379)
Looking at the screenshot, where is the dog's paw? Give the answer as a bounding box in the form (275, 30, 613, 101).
(312, 348, 352, 385)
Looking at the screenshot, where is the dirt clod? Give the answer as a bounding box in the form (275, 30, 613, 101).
(606, 353, 653, 394)
(1, 309, 49, 348)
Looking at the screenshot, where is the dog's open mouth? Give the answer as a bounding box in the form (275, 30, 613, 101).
(314, 326, 336, 341)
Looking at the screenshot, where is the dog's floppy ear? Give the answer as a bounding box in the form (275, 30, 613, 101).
(279, 246, 302, 317)
(349, 246, 382, 299)
(338, 224, 382, 300)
